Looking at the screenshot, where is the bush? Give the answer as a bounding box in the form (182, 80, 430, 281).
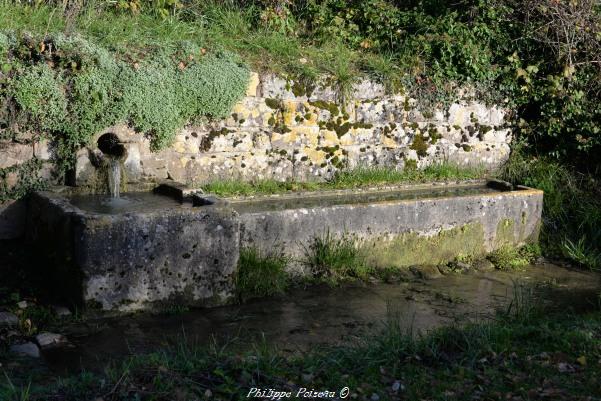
(499, 148, 601, 270)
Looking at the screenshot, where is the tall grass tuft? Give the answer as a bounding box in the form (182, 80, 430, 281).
(301, 230, 370, 284)
(235, 247, 289, 301)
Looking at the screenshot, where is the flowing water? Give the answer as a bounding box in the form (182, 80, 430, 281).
(40, 263, 601, 375)
(107, 158, 121, 198)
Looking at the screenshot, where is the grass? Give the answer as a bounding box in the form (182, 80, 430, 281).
(3, 302, 601, 400)
(235, 247, 289, 301)
(0, 0, 401, 87)
(487, 244, 541, 271)
(202, 163, 487, 197)
(301, 231, 370, 284)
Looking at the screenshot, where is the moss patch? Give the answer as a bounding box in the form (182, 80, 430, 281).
(363, 222, 486, 269)
(495, 218, 516, 247)
(410, 134, 429, 157)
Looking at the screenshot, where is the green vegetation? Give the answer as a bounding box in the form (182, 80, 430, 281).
(500, 147, 601, 270)
(488, 244, 541, 271)
(202, 162, 486, 197)
(0, 159, 46, 202)
(235, 247, 289, 300)
(301, 231, 369, 284)
(0, 30, 249, 178)
(3, 299, 601, 400)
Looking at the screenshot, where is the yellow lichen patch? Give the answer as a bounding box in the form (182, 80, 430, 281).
(382, 135, 397, 148)
(303, 148, 327, 165)
(271, 132, 282, 143)
(172, 140, 187, 154)
(245, 72, 260, 97)
(290, 126, 319, 147)
(282, 100, 297, 126)
(339, 132, 356, 146)
(280, 130, 298, 144)
(451, 108, 465, 126)
(232, 101, 248, 117)
(180, 156, 189, 168)
(320, 130, 340, 147)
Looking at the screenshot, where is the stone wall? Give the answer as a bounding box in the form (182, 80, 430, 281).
(75, 73, 512, 187)
(1, 72, 513, 239)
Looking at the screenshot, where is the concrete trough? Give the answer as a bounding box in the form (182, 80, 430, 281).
(27, 180, 542, 311)
(231, 180, 543, 274)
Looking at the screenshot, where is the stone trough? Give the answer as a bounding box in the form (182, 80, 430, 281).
(28, 180, 542, 311)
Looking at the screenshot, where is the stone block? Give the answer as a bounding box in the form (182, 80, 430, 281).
(28, 191, 240, 311)
(0, 200, 26, 239)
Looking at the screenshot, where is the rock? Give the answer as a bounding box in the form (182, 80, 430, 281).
(53, 306, 72, 317)
(487, 178, 513, 192)
(35, 332, 68, 349)
(17, 301, 28, 309)
(370, 393, 380, 401)
(10, 342, 40, 358)
(410, 265, 442, 280)
(0, 312, 18, 327)
(391, 381, 404, 392)
(454, 261, 472, 272)
(473, 259, 495, 272)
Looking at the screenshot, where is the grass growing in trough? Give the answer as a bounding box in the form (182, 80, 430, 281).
(201, 163, 487, 197)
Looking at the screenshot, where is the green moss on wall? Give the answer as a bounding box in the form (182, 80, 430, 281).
(495, 218, 516, 247)
(410, 134, 429, 157)
(362, 222, 486, 268)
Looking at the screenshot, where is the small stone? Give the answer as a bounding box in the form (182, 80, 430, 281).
(410, 265, 442, 280)
(10, 342, 40, 358)
(35, 332, 68, 349)
(53, 306, 72, 317)
(0, 312, 18, 327)
(473, 259, 495, 272)
(17, 301, 28, 309)
(455, 261, 471, 271)
(204, 389, 212, 398)
(370, 393, 380, 401)
(391, 381, 401, 392)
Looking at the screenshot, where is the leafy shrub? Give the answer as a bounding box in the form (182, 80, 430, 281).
(12, 63, 67, 133)
(499, 148, 601, 270)
(1, 31, 250, 175)
(0, 158, 46, 202)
